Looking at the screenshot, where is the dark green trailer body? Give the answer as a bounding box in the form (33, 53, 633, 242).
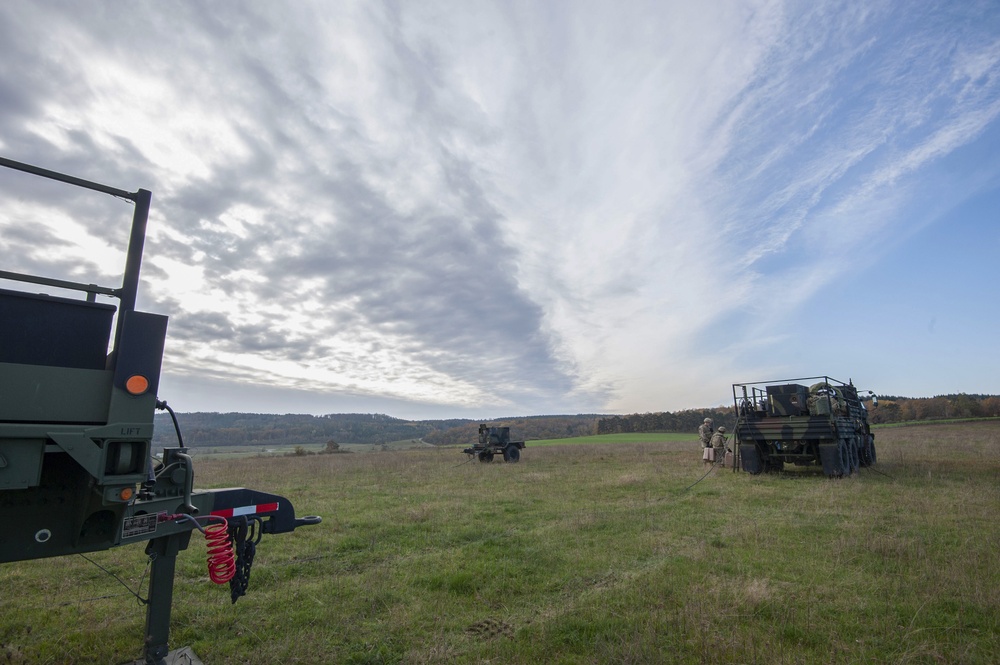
(463, 424, 525, 463)
(732, 376, 877, 477)
(0, 157, 319, 664)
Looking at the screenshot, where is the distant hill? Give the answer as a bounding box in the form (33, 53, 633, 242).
(152, 412, 469, 448)
(151, 412, 604, 448)
(152, 410, 738, 450)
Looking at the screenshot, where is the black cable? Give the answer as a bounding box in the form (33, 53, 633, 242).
(861, 464, 895, 480)
(155, 399, 184, 448)
(77, 553, 150, 605)
(681, 457, 724, 492)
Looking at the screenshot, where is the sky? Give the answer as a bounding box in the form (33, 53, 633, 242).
(1, 1, 999, 420)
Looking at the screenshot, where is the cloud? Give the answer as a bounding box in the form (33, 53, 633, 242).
(2, 1, 999, 416)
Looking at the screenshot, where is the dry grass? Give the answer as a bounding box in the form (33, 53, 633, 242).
(2, 420, 999, 663)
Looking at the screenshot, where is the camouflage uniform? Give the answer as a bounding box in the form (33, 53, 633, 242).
(698, 419, 713, 447)
(699, 419, 714, 463)
(710, 427, 727, 462)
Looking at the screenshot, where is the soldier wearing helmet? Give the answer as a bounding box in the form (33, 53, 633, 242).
(699, 418, 714, 464)
(698, 418, 713, 446)
(710, 426, 728, 463)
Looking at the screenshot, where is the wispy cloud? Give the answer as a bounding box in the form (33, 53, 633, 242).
(2, 1, 998, 415)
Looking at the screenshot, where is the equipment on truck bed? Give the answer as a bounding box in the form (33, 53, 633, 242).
(0, 157, 321, 665)
(463, 424, 526, 463)
(732, 376, 877, 477)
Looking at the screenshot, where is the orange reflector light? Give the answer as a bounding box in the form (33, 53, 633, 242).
(125, 375, 149, 395)
(119, 487, 134, 501)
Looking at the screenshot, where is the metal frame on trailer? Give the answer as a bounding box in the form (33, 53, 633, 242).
(730, 375, 876, 477)
(0, 157, 321, 665)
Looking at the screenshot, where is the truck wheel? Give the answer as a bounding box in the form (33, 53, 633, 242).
(862, 435, 877, 466)
(859, 436, 872, 467)
(837, 439, 851, 477)
(503, 446, 520, 463)
(478, 451, 494, 463)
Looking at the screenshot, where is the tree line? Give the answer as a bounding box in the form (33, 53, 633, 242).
(153, 411, 600, 448)
(153, 412, 605, 449)
(152, 412, 468, 448)
(597, 393, 1000, 436)
(867, 394, 1000, 424)
(596, 408, 735, 436)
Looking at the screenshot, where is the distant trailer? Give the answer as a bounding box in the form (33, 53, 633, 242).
(732, 376, 877, 477)
(463, 424, 525, 463)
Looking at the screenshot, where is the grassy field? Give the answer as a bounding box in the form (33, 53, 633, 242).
(2, 421, 999, 663)
(178, 438, 437, 460)
(179, 432, 691, 460)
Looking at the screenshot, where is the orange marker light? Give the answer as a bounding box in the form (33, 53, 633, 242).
(119, 487, 134, 501)
(126, 375, 150, 395)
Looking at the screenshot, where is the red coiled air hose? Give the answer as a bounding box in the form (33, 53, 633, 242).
(204, 518, 236, 584)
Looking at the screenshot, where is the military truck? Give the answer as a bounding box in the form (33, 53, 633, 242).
(732, 376, 877, 477)
(463, 424, 525, 463)
(0, 157, 320, 665)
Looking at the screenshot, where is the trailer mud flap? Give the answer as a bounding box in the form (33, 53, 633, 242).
(818, 444, 841, 477)
(739, 444, 763, 474)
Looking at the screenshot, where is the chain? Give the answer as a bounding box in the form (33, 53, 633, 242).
(228, 517, 262, 604)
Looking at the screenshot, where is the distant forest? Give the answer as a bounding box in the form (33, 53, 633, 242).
(150, 412, 602, 448)
(867, 394, 1000, 424)
(153, 393, 999, 449)
(152, 412, 469, 448)
(598, 394, 1000, 434)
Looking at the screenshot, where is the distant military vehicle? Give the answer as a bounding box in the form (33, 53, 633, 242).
(463, 424, 526, 463)
(732, 376, 877, 477)
(0, 157, 320, 665)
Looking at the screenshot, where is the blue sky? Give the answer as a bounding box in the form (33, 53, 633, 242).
(1, 1, 998, 419)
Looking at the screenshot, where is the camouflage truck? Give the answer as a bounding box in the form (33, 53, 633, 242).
(0, 157, 320, 665)
(732, 376, 877, 477)
(463, 424, 526, 463)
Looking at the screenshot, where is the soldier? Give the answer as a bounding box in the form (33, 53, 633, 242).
(698, 418, 713, 445)
(699, 418, 714, 464)
(710, 426, 728, 464)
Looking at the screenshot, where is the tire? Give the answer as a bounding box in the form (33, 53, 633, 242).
(858, 436, 871, 467)
(809, 382, 838, 397)
(502, 446, 521, 463)
(478, 451, 494, 463)
(837, 439, 851, 477)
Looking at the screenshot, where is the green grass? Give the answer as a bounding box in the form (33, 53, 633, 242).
(2, 421, 999, 663)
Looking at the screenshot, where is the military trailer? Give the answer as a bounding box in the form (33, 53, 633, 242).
(0, 157, 320, 665)
(463, 424, 525, 463)
(732, 376, 877, 477)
